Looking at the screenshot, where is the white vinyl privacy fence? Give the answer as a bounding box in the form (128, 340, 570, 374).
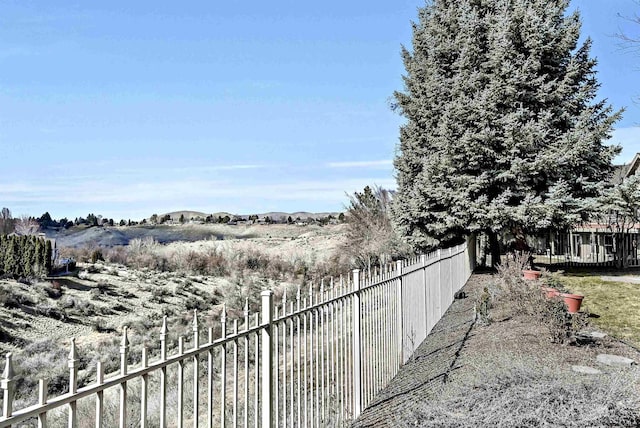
(0, 240, 475, 427)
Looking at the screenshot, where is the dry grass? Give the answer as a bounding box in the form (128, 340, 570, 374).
(558, 274, 640, 348)
(399, 352, 640, 427)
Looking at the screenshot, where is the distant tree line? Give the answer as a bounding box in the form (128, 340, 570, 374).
(0, 234, 52, 278)
(1, 206, 346, 233)
(148, 213, 345, 226)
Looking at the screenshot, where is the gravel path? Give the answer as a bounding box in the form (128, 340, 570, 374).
(352, 274, 482, 427)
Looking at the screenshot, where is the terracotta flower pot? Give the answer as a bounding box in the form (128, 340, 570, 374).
(522, 269, 542, 280)
(540, 286, 560, 299)
(560, 293, 584, 314)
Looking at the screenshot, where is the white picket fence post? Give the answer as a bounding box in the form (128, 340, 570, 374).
(38, 379, 47, 428)
(450, 247, 455, 298)
(261, 291, 274, 428)
(395, 260, 403, 367)
(351, 269, 362, 418)
(68, 338, 78, 428)
(421, 255, 428, 336)
(119, 327, 129, 428)
(1, 353, 14, 426)
(95, 361, 103, 428)
(159, 317, 168, 428)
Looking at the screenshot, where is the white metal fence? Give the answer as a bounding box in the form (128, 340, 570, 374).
(0, 240, 474, 427)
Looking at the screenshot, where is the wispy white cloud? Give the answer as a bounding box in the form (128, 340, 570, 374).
(326, 159, 392, 169)
(168, 164, 270, 172)
(43, 163, 274, 183)
(0, 175, 396, 219)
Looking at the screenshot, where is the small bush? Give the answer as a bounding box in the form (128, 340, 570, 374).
(97, 282, 111, 294)
(475, 286, 492, 325)
(92, 319, 114, 333)
(15, 339, 69, 398)
(90, 250, 104, 263)
(150, 287, 170, 303)
(105, 246, 128, 265)
(86, 265, 100, 274)
(58, 296, 76, 310)
(494, 255, 588, 344)
(89, 288, 101, 300)
(0, 286, 35, 308)
(185, 298, 207, 311)
(46, 281, 63, 299)
(35, 304, 66, 320)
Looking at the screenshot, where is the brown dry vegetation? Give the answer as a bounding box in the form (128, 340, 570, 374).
(0, 223, 349, 413)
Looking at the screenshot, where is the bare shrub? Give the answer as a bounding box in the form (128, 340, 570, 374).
(184, 297, 208, 311)
(492, 254, 588, 344)
(90, 249, 104, 263)
(308, 252, 351, 283)
(14, 339, 69, 400)
(105, 245, 129, 265)
(128, 236, 159, 254)
(60, 246, 93, 263)
(221, 277, 265, 316)
(131, 251, 166, 271)
(13, 215, 40, 236)
(342, 185, 411, 270)
(150, 286, 170, 303)
(182, 248, 228, 276)
(35, 303, 66, 320)
(0, 285, 36, 308)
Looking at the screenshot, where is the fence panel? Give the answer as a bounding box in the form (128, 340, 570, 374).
(401, 260, 427, 363)
(425, 253, 440, 335)
(0, 240, 474, 428)
(360, 276, 399, 409)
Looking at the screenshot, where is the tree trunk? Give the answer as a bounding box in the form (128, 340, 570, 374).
(478, 234, 487, 267)
(615, 233, 623, 269)
(622, 232, 629, 269)
(487, 230, 501, 267)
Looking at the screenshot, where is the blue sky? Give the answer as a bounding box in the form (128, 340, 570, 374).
(1, 0, 640, 220)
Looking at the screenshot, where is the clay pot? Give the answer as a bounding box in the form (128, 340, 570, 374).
(560, 293, 584, 314)
(522, 269, 542, 280)
(540, 287, 560, 299)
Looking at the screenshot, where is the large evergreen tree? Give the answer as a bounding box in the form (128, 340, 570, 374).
(392, 0, 621, 262)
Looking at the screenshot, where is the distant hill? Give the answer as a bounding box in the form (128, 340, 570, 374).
(44, 222, 344, 248)
(45, 224, 226, 248)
